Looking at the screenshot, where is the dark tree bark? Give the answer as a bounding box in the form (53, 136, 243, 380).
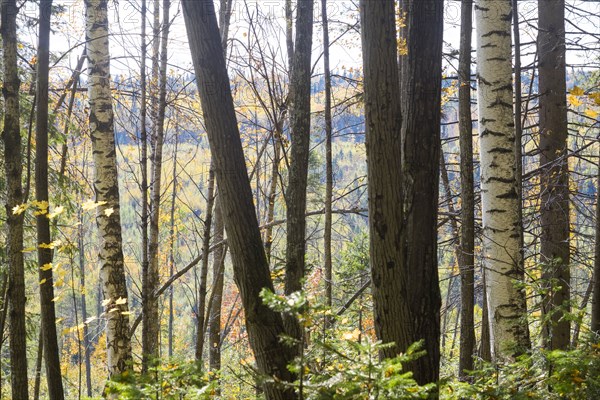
(1, 0, 29, 397)
(361, 0, 440, 387)
(458, 0, 475, 379)
(182, 1, 297, 398)
(36, 1, 65, 398)
(284, 0, 314, 344)
(398, 0, 443, 385)
(538, 0, 570, 350)
(167, 130, 178, 358)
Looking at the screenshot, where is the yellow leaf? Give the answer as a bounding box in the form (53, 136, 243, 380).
(570, 85, 585, 96)
(82, 199, 107, 211)
(22, 247, 36, 253)
(584, 108, 599, 119)
(54, 278, 64, 288)
(41, 263, 53, 271)
(102, 298, 111, 307)
(121, 311, 132, 315)
(47, 205, 65, 219)
(589, 92, 600, 106)
(568, 94, 582, 107)
(12, 204, 29, 215)
(52, 295, 61, 302)
(39, 278, 47, 285)
(104, 207, 114, 217)
(114, 297, 127, 305)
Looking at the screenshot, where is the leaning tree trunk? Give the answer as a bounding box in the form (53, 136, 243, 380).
(86, 0, 133, 376)
(1, 0, 29, 397)
(209, 198, 225, 373)
(284, 0, 314, 345)
(36, 1, 65, 398)
(458, 0, 476, 379)
(538, 0, 570, 350)
(182, 1, 297, 398)
(475, 0, 530, 360)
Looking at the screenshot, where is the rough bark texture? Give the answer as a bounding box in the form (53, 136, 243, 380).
(1, 0, 29, 397)
(168, 132, 178, 358)
(36, 1, 66, 398)
(144, 0, 171, 368)
(538, 0, 570, 350)
(284, 0, 314, 344)
(458, 0, 476, 378)
(475, 0, 530, 360)
(182, 1, 296, 398)
(86, 0, 133, 376)
(77, 213, 93, 396)
(361, 0, 440, 387)
(398, 0, 443, 385)
(322, 0, 334, 312)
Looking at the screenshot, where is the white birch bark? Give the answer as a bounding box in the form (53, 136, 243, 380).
(86, 0, 132, 375)
(475, 0, 530, 360)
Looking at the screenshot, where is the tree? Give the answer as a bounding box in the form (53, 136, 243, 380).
(360, 0, 440, 386)
(397, 0, 444, 385)
(36, 1, 65, 398)
(86, 0, 133, 376)
(458, 0, 476, 378)
(182, 0, 297, 398)
(538, 0, 570, 350)
(475, 0, 530, 360)
(144, 0, 172, 368)
(1, 0, 29, 397)
(284, 0, 314, 344)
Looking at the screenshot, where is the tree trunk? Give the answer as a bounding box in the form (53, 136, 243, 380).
(538, 0, 570, 350)
(196, 165, 216, 361)
(182, 1, 297, 398)
(86, 0, 133, 376)
(144, 0, 171, 368)
(167, 129, 178, 359)
(398, 0, 443, 385)
(592, 148, 600, 335)
(209, 197, 225, 374)
(36, 1, 65, 397)
(1, 0, 29, 397)
(322, 0, 334, 315)
(475, 0, 530, 360)
(78, 212, 93, 397)
(284, 0, 314, 345)
(458, 0, 475, 379)
(360, 0, 439, 386)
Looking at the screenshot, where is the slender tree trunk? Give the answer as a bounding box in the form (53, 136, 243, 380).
(321, 0, 334, 314)
(144, 0, 171, 368)
(398, 0, 443, 385)
(209, 198, 225, 374)
(33, 328, 44, 400)
(86, 0, 133, 376)
(475, 0, 530, 360)
(1, 0, 29, 397)
(480, 275, 492, 361)
(285, 0, 293, 75)
(592, 149, 600, 335)
(284, 0, 314, 345)
(139, 0, 150, 368)
(36, 1, 65, 397)
(78, 212, 93, 397)
(458, 0, 475, 379)
(182, 1, 297, 397)
(196, 166, 216, 361)
(168, 131, 178, 359)
(265, 131, 282, 264)
(538, 0, 570, 350)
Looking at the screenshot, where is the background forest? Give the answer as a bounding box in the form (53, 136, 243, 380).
(0, 0, 599, 399)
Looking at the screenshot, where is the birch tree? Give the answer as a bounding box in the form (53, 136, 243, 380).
(86, 0, 132, 376)
(475, 0, 530, 360)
